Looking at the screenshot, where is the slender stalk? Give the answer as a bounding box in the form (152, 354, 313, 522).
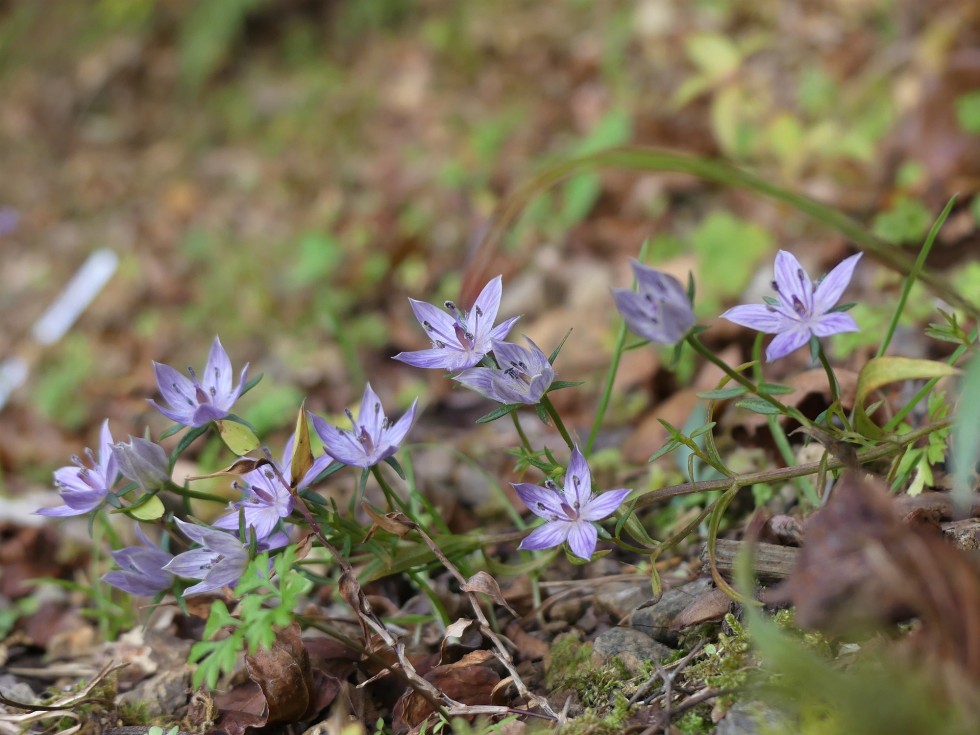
(585, 238, 651, 456)
(540, 395, 575, 450)
(632, 417, 952, 509)
(407, 570, 452, 629)
(370, 464, 413, 516)
(165, 480, 228, 504)
(815, 341, 841, 407)
(686, 334, 810, 426)
(876, 195, 957, 358)
(586, 317, 629, 456)
(511, 411, 533, 453)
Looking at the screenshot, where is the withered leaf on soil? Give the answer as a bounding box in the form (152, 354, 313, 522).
(393, 650, 501, 732)
(781, 471, 980, 680)
(462, 571, 519, 617)
(214, 623, 337, 735)
(186, 457, 271, 481)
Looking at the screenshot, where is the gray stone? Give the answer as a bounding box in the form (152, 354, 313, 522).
(117, 665, 193, 717)
(629, 577, 714, 645)
(593, 581, 651, 621)
(715, 701, 791, 735)
(590, 627, 673, 676)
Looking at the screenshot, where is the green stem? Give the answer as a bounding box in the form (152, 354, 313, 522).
(585, 239, 652, 456)
(511, 412, 533, 453)
(686, 334, 810, 426)
(876, 195, 957, 358)
(407, 570, 452, 629)
(540, 395, 575, 450)
(165, 480, 228, 504)
(633, 417, 952, 509)
(370, 464, 412, 516)
(815, 342, 841, 407)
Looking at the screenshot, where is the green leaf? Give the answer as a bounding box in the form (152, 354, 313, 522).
(734, 397, 782, 415)
(159, 423, 184, 441)
(696, 386, 748, 400)
(758, 382, 794, 395)
(170, 424, 209, 465)
(476, 403, 523, 424)
(547, 380, 585, 392)
(854, 357, 960, 438)
(685, 33, 741, 81)
(548, 329, 574, 365)
(648, 440, 681, 463)
(123, 494, 165, 521)
(216, 419, 260, 456)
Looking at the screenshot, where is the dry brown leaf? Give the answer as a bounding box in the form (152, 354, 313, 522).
(781, 471, 980, 680)
(186, 457, 271, 481)
(462, 571, 519, 617)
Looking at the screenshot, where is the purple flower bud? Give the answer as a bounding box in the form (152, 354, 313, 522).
(611, 260, 696, 345)
(112, 435, 170, 492)
(102, 525, 174, 597)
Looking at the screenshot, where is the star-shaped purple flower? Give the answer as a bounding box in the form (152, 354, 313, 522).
(148, 336, 248, 428)
(37, 419, 119, 517)
(513, 447, 631, 560)
(721, 250, 862, 362)
(454, 337, 555, 405)
(163, 519, 252, 597)
(394, 275, 519, 371)
(309, 383, 417, 468)
(612, 260, 696, 344)
(102, 525, 174, 597)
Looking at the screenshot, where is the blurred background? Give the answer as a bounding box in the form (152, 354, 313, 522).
(1, 0, 978, 498)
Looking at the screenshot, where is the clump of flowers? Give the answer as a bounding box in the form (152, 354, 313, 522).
(37, 233, 938, 721)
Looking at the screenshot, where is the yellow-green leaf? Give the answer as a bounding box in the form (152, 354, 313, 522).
(855, 357, 960, 438)
(216, 419, 260, 456)
(686, 33, 741, 81)
(288, 400, 313, 489)
(126, 494, 165, 521)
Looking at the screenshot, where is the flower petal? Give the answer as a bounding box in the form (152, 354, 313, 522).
(765, 327, 812, 362)
(408, 298, 460, 347)
(357, 383, 385, 440)
(488, 315, 520, 343)
(453, 367, 501, 401)
(203, 337, 233, 399)
(811, 312, 859, 337)
(309, 413, 369, 467)
(513, 482, 567, 520)
(163, 548, 217, 579)
(393, 348, 461, 371)
(580, 488, 631, 521)
(563, 448, 592, 510)
(812, 253, 861, 314)
(720, 304, 792, 334)
(565, 521, 599, 560)
(146, 398, 193, 426)
(382, 397, 417, 452)
(152, 361, 197, 414)
(773, 250, 812, 313)
(518, 521, 572, 551)
(470, 275, 503, 341)
(97, 419, 118, 483)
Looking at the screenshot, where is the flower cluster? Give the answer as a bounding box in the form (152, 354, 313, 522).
(38, 248, 863, 599)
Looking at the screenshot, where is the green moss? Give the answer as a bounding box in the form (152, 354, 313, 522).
(546, 632, 631, 709)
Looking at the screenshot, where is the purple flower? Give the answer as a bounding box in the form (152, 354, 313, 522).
(393, 275, 519, 371)
(163, 519, 251, 597)
(37, 419, 119, 517)
(148, 336, 248, 427)
(453, 337, 555, 405)
(102, 525, 174, 597)
(721, 250, 862, 362)
(612, 260, 696, 344)
(309, 383, 417, 468)
(513, 447, 631, 560)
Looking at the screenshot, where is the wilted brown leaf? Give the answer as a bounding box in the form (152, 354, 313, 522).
(462, 571, 519, 617)
(393, 650, 500, 731)
(782, 471, 980, 679)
